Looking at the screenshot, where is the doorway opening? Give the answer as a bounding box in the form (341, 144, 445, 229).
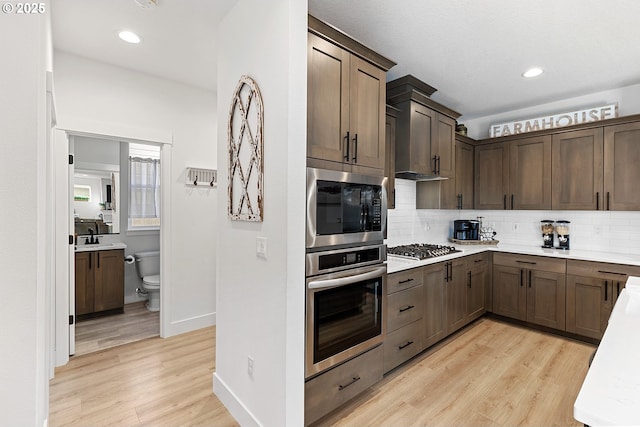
(69, 134, 163, 357)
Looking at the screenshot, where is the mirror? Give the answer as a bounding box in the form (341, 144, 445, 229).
(73, 136, 121, 235)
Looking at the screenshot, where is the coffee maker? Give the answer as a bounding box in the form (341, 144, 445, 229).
(453, 220, 480, 240)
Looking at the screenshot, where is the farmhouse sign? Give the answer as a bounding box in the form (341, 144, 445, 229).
(489, 104, 618, 138)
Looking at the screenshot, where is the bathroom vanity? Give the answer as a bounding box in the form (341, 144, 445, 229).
(75, 243, 126, 319)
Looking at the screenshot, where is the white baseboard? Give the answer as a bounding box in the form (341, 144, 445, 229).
(213, 372, 261, 427)
(163, 312, 216, 337)
(124, 293, 148, 304)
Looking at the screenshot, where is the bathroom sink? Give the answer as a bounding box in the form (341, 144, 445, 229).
(75, 242, 127, 252)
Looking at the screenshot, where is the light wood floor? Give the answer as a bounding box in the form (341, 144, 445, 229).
(50, 318, 595, 427)
(314, 318, 596, 427)
(75, 301, 159, 356)
(50, 326, 238, 427)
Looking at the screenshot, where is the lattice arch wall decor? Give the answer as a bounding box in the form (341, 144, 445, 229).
(228, 75, 264, 221)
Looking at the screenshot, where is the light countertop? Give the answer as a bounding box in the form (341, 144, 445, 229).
(75, 242, 127, 252)
(573, 276, 640, 426)
(386, 242, 640, 274)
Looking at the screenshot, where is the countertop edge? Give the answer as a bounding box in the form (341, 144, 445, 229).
(386, 244, 640, 274)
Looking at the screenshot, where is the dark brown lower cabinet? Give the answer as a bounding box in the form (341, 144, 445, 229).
(566, 275, 612, 339)
(75, 249, 124, 317)
(492, 253, 566, 331)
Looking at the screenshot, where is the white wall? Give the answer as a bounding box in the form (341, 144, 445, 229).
(388, 178, 640, 254)
(461, 82, 640, 139)
(0, 3, 51, 426)
(53, 51, 218, 335)
(214, 0, 307, 426)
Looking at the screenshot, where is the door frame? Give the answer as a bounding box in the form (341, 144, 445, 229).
(54, 119, 173, 367)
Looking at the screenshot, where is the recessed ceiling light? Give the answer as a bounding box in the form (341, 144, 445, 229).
(118, 30, 142, 44)
(522, 67, 544, 78)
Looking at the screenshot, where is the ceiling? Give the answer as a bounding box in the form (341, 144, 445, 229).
(53, 0, 640, 120)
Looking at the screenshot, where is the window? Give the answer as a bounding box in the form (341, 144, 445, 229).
(128, 143, 161, 230)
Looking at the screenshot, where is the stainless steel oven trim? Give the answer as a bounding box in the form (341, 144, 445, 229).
(305, 243, 386, 277)
(305, 264, 386, 379)
(306, 167, 387, 249)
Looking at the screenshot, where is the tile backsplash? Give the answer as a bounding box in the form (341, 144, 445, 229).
(387, 179, 640, 254)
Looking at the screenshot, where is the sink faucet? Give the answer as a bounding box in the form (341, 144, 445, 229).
(84, 228, 100, 245)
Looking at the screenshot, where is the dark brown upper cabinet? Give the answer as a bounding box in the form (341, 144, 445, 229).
(307, 16, 395, 176)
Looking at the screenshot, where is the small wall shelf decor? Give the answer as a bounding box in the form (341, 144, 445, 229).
(228, 75, 264, 222)
(186, 167, 217, 187)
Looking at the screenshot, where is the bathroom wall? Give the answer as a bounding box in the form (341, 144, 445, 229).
(388, 178, 640, 254)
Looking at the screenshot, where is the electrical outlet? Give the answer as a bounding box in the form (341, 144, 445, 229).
(513, 223, 519, 231)
(594, 224, 602, 235)
(248, 356, 254, 377)
(256, 237, 267, 259)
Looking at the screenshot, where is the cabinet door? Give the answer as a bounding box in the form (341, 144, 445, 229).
(349, 56, 386, 171)
(75, 252, 94, 316)
(406, 102, 436, 175)
(434, 113, 456, 176)
(94, 250, 124, 312)
(456, 140, 474, 209)
(466, 265, 486, 322)
(526, 270, 566, 330)
(307, 32, 350, 167)
(385, 109, 397, 209)
(551, 128, 604, 210)
(509, 135, 551, 209)
(423, 263, 446, 348)
(566, 275, 612, 339)
(475, 143, 509, 209)
(446, 259, 467, 334)
(604, 122, 640, 210)
(492, 265, 526, 320)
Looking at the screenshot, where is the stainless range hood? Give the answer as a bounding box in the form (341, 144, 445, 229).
(395, 171, 449, 181)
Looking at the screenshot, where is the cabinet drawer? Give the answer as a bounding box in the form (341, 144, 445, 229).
(305, 345, 383, 426)
(383, 319, 424, 373)
(493, 252, 566, 274)
(466, 252, 489, 268)
(387, 268, 423, 294)
(567, 260, 640, 281)
(387, 285, 424, 332)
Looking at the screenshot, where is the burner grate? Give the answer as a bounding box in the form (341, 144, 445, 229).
(387, 243, 460, 260)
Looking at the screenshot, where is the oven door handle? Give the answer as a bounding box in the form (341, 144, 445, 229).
(308, 266, 386, 290)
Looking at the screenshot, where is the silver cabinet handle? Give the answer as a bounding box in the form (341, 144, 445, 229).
(308, 266, 386, 290)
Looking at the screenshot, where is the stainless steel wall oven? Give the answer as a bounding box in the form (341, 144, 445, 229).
(305, 244, 386, 378)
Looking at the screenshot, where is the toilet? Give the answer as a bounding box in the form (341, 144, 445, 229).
(134, 250, 160, 312)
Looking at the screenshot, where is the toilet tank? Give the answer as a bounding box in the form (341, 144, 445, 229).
(134, 250, 160, 278)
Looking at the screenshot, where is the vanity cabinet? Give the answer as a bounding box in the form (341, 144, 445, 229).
(75, 249, 124, 318)
(493, 253, 566, 330)
(307, 17, 394, 175)
(566, 260, 640, 339)
(384, 268, 424, 373)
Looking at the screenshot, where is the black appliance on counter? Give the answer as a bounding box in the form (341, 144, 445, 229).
(453, 220, 480, 240)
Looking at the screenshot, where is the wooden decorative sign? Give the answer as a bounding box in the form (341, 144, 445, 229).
(228, 75, 264, 222)
(489, 103, 618, 138)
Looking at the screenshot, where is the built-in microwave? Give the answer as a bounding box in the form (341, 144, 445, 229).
(306, 167, 387, 250)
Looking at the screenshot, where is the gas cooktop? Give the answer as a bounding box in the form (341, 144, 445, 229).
(387, 243, 461, 260)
